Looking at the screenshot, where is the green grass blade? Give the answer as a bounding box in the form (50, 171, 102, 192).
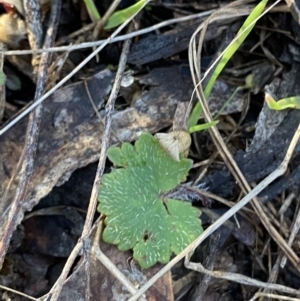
(204, 0, 268, 98)
(83, 0, 101, 21)
(189, 120, 219, 134)
(83, 0, 146, 31)
(104, 0, 146, 29)
(188, 0, 268, 130)
(187, 100, 203, 129)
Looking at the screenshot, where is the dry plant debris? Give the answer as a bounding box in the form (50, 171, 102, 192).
(1, 0, 300, 301)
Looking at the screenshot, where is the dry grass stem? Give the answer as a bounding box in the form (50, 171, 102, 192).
(250, 293, 300, 301)
(2, 7, 251, 56)
(0, 285, 39, 301)
(185, 260, 300, 296)
(0, 0, 61, 268)
(0, 43, 5, 121)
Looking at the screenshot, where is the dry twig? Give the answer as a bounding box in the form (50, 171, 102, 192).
(2, 7, 251, 56)
(0, 284, 39, 301)
(23, 0, 43, 78)
(251, 292, 300, 301)
(186, 258, 300, 296)
(0, 0, 61, 268)
(0, 43, 5, 121)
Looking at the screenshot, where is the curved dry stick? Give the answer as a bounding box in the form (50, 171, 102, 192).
(250, 292, 300, 301)
(0, 284, 39, 301)
(185, 260, 300, 296)
(3, 9, 217, 55)
(0, 43, 5, 121)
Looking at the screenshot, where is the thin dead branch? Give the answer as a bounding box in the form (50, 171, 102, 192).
(0, 43, 5, 121)
(23, 0, 43, 78)
(186, 259, 300, 296)
(280, 203, 300, 267)
(0, 284, 39, 301)
(251, 292, 300, 301)
(0, 0, 61, 268)
(3, 8, 248, 56)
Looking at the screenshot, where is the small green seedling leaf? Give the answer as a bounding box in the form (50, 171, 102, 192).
(104, 0, 146, 29)
(188, 0, 268, 129)
(98, 133, 203, 268)
(189, 120, 219, 134)
(265, 93, 300, 110)
(244, 73, 253, 89)
(83, 0, 146, 30)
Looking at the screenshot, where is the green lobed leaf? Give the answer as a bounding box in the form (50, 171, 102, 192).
(98, 132, 203, 268)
